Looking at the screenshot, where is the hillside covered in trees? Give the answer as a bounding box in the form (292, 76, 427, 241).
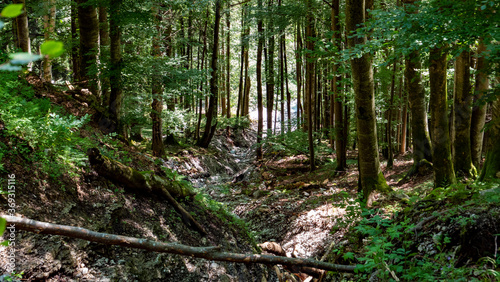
(0, 0, 499, 281)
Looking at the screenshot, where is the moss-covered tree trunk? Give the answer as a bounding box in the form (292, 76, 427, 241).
(346, 0, 390, 204)
(77, 0, 99, 97)
(470, 40, 489, 168)
(453, 50, 475, 177)
(429, 46, 456, 188)
(478, 80, 500, 182)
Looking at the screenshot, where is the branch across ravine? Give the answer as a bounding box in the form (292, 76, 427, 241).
(2, 215, 357, 273)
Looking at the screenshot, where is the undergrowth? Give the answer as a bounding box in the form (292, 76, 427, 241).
(332, 182, 500, 281)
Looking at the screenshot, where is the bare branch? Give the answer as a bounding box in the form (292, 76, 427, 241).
(2, 215, 356, 273)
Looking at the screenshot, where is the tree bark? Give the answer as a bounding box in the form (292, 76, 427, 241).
(1, 215, 356, 273)
(197, 0, 221, 148)
(256, 0, 264, 160)
(71, 1, 80, 81)
(13, 0, 30, 54)
(478, 84, 500, 182)
(99, 6, 111, 108)
(386, 61, 397, 169)
(151, 9, 165, 157)
(77, 0, 99, 96)
(470, 39, 489, 168)
(406, 51, 432, 170)
(453, 50, 475, 177)
(42, 0, 56, 82)
(305, 0, 315, 171)
(107, 0, 124, 137)
(226, 3, 231, 118)
(346, 0, 390, 204)
(429, 46, 456, 188)
(266, 0, 275, 131)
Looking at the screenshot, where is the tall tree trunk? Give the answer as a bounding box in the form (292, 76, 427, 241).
(266, 0, 275, 131)
(197, 0, 221, 148)
(99, 6, 111, 107)
(296, 22, 303, 125)
(107, 0, 124, 137)
(226, 3, 231, 118)
(71, 1, 80, 81)
(453, 50, 475, 177)
(470, 40, 489, 168)
(406, 51, 432, 168)
(279, 28, 285, 135)
(386, 61, 397, 169)
(13, 0, 30, 54)
(305, 0, 315, 171)
(42, 0, 56, 82)
(78, 0, 99, 97)
(151, 9, 165, 157)
(346, 0, 390, 204)
(284, 37, 291, 132)
(429, 46, 456, 188)
(256, 0, 264, 160)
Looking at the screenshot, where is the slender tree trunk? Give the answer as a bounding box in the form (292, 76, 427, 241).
(71, 1, 80, 81)
(151, 9, 165, 157)
(256, 0, 264, 160)
(42, 0, 56, 82)
(13, 0, 30, 54)
(429, 46, 456, 188)
(346, 0, 390, 204)
(197, 0, 221, 148)
(279, 28, 285, 135)
(453, 50, 475, 177)
(107, 0, 124, 137)
(284, 37, 291, 132)
(78, 0, 99, 97)
(266, 0, 275, 131)
(226, 4, 231, 118)
(305, 0, 315, 171)
(470, 40, 489, 168)
(296, 22, 303, 125)
(399, 91, 407, 154)
(386, 61, 397, 169)
(99, 6, 111, 107)
(333, 0, 345, 172)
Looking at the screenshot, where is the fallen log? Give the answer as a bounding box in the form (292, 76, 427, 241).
(2, 215, 357, 273)
(86, 148, 206, 235)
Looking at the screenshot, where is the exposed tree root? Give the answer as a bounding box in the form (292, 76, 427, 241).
(2, 215, 357, 273)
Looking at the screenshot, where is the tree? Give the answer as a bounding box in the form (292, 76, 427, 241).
(42, 0, 56, 82)
(346, 0, 390, 203)
(13, 0, 30, 54)
(453, 49, 475, 177)
(429, 45, 456, 188)
(256, 0, 264, 160)
(470, 39, 489, 168)
(77, 0, 99, 97)
(305, 0, 315, 171)
(151, 7, 165, 157)
(478, 86, 500, 182)
(197, 0, 221, 148)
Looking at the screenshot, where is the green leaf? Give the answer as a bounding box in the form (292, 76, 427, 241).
(1, 4, 24, 18)
(0, 240, 9, 246)
(9, 52, 42, 65)
(0, 217, 6, 236)
(481, 5, 487, 10)
(0, 21, 4, 29)
(40, 41, 64, 58)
